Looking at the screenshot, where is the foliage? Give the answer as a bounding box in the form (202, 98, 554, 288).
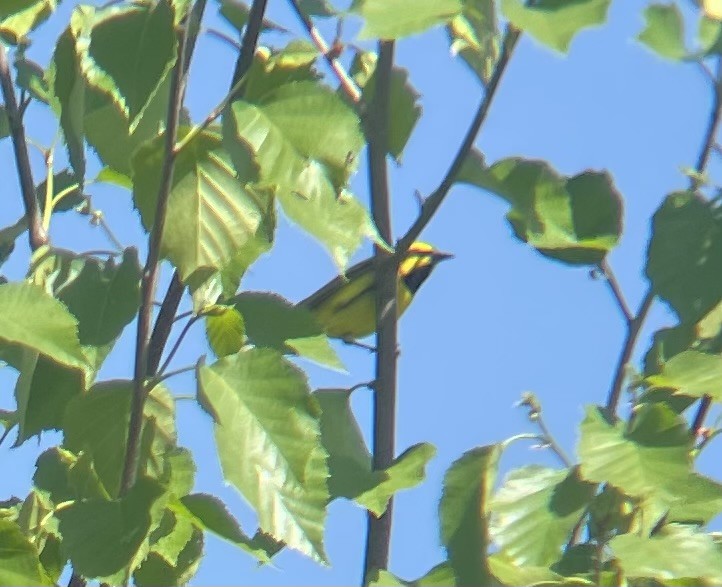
(1, 0, 722, 585)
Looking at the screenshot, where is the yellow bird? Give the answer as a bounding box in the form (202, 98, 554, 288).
(300, 242, 453, 339)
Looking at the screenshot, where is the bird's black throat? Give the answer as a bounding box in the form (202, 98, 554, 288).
(403, 264, 435, 294)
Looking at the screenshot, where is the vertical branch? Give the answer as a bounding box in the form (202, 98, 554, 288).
(0, 45, 47, 251)
(120, 19, 190, 496)
(232, 0, 268, 97)
(363, 40, 396, 585)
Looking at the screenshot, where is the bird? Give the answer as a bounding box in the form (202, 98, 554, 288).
(299, 242, 453, 339)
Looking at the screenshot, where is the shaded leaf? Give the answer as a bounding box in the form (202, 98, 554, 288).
(196, 349, 330, 563)
(35, 169, 84, 214)
(501, 0, 611, 53)
(446, 0, 499, 84)
(459, 155, 622, 265)
(645, 191, 722, 324)
(646, 350, 722, 401)
(350, 0, 462, 40)
(369, 563, 457, 586)
(134, 524, 203, 587)
(0, 519, 52, 586)
(14, 56, 50, 103)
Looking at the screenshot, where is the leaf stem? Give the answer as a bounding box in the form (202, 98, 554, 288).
(156, 315, 199, 379)
(599, 259, 633, 324)
(396, 26, 520, 254)
(363, 40, 396, 586)
(287, 0, 362, 104)
(0, 44, 47, 251)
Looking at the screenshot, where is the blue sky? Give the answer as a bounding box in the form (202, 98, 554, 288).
(0, 0, 714, 584)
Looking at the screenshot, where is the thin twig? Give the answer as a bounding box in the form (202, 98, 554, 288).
(605, 289, 655, 415)
(287, 0, 362, 104)
(534, 411, 572, 467)
(205, 26, 243, 51)
(363, 40, 396, 586)
(0, 44, 47, 250)
(599, 259, 633, 324)
(231, 0, 268, 99)
(156, 315, 198, 378)
(396, 26, 520, 255)
(120, 19, 191, 498)
(154, 364, 197, 384)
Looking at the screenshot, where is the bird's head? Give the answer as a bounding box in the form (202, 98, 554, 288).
(399, 241, 454, 294)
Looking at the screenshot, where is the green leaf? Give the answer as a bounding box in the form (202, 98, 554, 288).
(205, 306, 246, 357)
(196, 348, 330, 563)
(666, 473, 722, 524)
(610, 524, 722, 583)
(350, 0, 462, 40)
(133, 128, 274, 283)
(0, 217, 28, 267)
(0, 0, 56, 46)
(440, 446, 500, 586)
(459, 155, 623, 265)
(646, 350, 722, 401)
(134, 523, 203, 587)
(31, 247, 142, 346)
(85, 0, 177, 129)
(638, 3, 687, 61)
(34, 447, 108, 503)
(57, 476, 167, 578)
(0, 282, 87, 370)
(645, 192, 722, 324)
(217, 0, 286, 35)
(298, 0, 335, 17)
(501, 0, 611, 53)
(35, 169, 84, 214)
(14, 56, 50, 103)
(369, 564, 457, 586)
(356, 60, 422, 161)
(490, 466, 595, 567)
(488, 552, 566, 585)
(578, 404, 693, 499)
(173, 493, 269, 561)
(63, 381, 175, 498)
(0, 519, 52, 586)
(0, 104, 9, 139)
(223, 81, 377, 269)
(446, 0, 500, 84)
(356, 443, 436, 516)
(232, 292, 344, 370)
(49, 7, 91, 179)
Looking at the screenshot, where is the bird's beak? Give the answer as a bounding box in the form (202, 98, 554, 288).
(432, 250, 454, 262)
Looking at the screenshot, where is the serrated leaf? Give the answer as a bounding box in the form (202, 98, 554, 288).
(205, 306, 245, 357)
(610, 524, 722, 583)
(57, 476, 167, 578)
(501, 0, 611, 53)
(172, 493, 268, 561)
(645, 191, 722, 324)
(134, 524, 203, 587)
(223, 81, 376, 269)
(447, 0, 499, 84)
(133, 128, 273, 283)
(459, 155, 622, 265)
(646, 350, 722, 400)
(85, 0, 177, 129)
(350, 0, 462, 40)
(35, 169, 85, 214)
(578, 404, 693, 498)
(440, 446, 500, 585)
(232, 292, 344, 370)
(0, 282, 87, 370)
(196, 348, 330, 563)
(490, 466, 595, 567)
(0, 0, 56, 46)
(0, 519, 52, 586)
(638, 3, 687, 61)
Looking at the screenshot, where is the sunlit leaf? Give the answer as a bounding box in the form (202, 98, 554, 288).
(646, 350, 722, 401)
(0, 0, 57, 46)
(205, 306, 246, 357)
(638, 3, 687, 61)
(0, 519, 52, 586)
(490, 466, 595, 567)
(369, 563, 457, 586)
(446, 0, 499, 84)
(501, 0, 611, 53)
(350, 0, 462, 40)
(196, 349, 329, 562)
(440, 446, 500, 585)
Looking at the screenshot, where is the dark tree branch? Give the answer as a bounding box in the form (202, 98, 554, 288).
(0, 44, 47, 251)
(363, 40, 396, 586)
(120, 18, 191, 497)
(599, 259, 634, 324)
(231, 0, 268, 98)
(287, 0, 362, 103)
(396, 27, 520, 254)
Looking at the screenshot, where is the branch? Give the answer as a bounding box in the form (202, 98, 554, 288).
(0, 44, 47, 250)
(287, 0, 362, 104)
(363, 40, 396, 586)
(231, 0, 268, 98)
(120, 19, 191, 497)
(599, 259, 633, 324)
(396, 26, 520, 254)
